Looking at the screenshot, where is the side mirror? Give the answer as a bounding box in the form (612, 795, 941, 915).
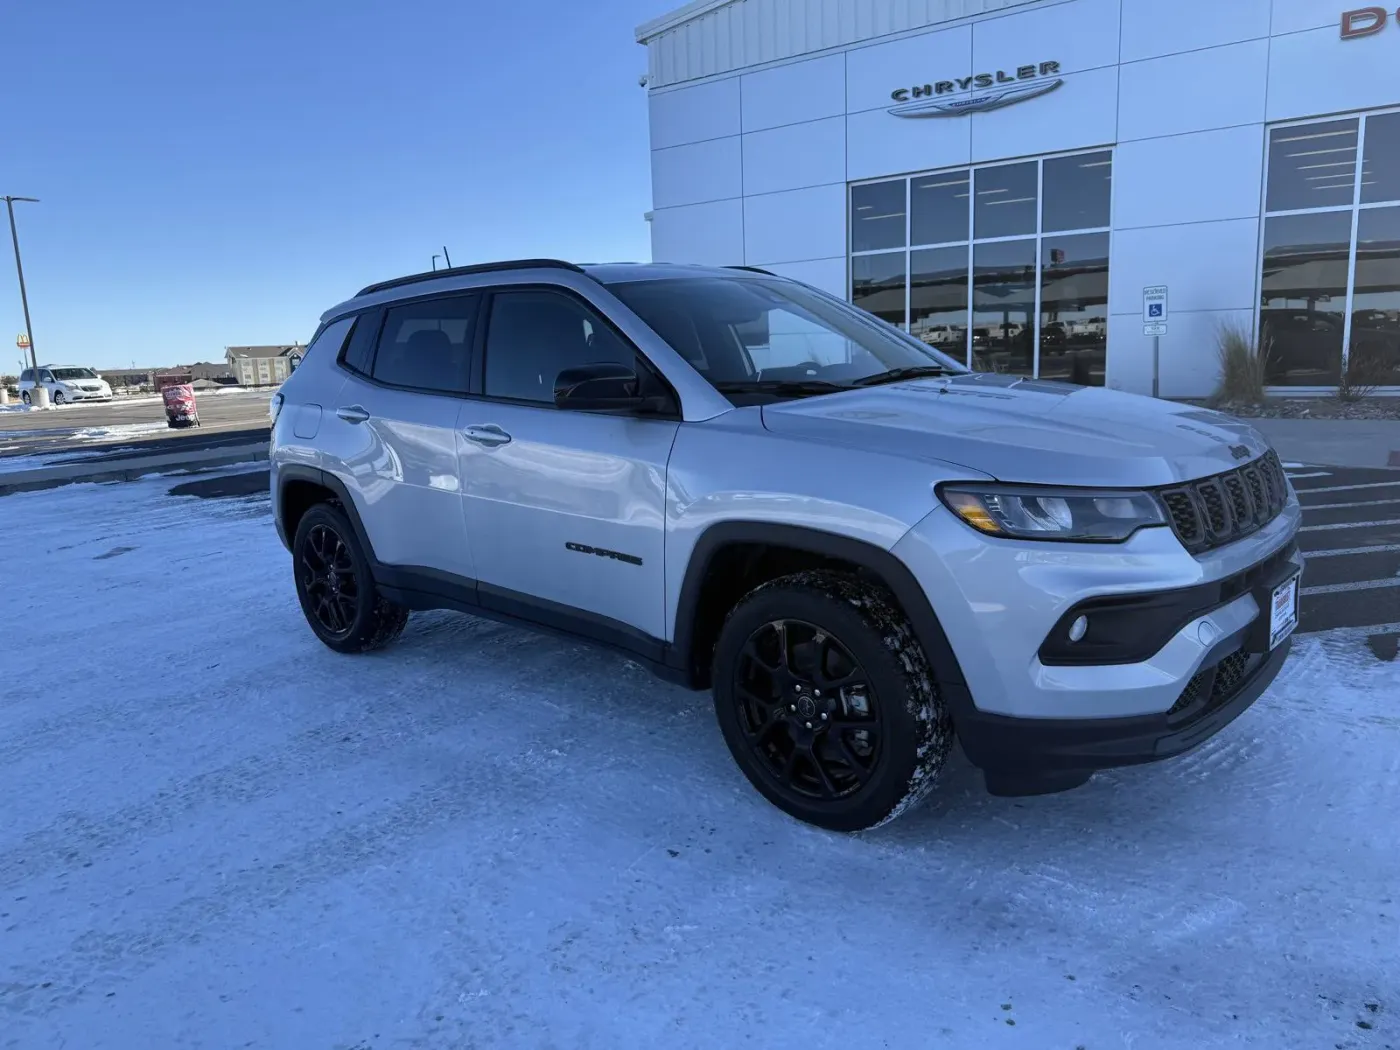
(554, 362, 645, 411)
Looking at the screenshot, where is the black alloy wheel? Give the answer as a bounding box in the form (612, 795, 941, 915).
(734, 619, 881, 802)
(291, 502, 410, 653)
(300, 522, 360, 639)
(712, 571, 953, 832)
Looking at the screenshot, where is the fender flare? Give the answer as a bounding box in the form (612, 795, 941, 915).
(672, 522, 971, 711)
(275, 465, 378, 563)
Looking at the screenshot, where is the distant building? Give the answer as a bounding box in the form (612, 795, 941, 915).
(99, 362, 235, 390)
(100, 367, 156, 390)
(225, 345, 305, 386)
(179, 361, 236, 382)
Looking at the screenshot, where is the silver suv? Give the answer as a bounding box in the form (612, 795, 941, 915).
(270, 260, 1303, 831)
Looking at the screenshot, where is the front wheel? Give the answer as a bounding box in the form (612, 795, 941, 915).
(712, 571, 953, 832)
(292, 502, 409, 653)
(52, 391, 65, 405)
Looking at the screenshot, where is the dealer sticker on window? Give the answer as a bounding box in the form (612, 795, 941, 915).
(1269, 575, 1300, 650)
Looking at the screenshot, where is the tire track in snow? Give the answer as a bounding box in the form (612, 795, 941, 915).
(0, 619, 633, 893)
(0, 749, 569, 1020)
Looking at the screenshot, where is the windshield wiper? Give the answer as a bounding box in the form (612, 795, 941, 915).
(713, 379, 851, 396)
(851, 366, 954, 388)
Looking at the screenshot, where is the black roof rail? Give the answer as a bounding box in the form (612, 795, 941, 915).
(355, 258, 585, 298)
(725, 265, 776, 275)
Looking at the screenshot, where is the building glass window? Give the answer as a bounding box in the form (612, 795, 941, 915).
(1039, 232, 1109, 385)
(850, 180, 906, 253)
(910, 246, 969, 352)
(911, 170, 970, 247)
(849, 149, 1112, 385)
(1351, 206, 1400, 386)
(851, 252, 907, 328)
(974, 162, 1037, 240)
(1260, 108, 1400, 388)
(1362, 112, 1400, 206)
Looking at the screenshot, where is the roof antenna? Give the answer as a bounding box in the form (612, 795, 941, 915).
(442, 245, 453, 268)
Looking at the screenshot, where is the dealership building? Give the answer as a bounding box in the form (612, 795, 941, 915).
(635, 0, 1400, 397)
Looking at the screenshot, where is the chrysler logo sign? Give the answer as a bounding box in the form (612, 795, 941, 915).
(889, 60, 1063, 117)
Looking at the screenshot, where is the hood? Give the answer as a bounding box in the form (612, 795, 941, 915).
(760, 374, 1270, 488)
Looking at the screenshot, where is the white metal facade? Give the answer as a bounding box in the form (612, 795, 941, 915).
(639, 0, 1400, 397)
(636, 0, 1046, 88)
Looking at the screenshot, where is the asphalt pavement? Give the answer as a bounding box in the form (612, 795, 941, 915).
(174, 462, 1400, 642)
(1291, 464, 1400, 636)
(0, 390, 272, 459)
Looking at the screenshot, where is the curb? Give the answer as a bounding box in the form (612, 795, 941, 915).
(0, 443, 270, 497)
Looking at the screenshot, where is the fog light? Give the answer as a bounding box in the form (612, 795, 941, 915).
(1068, 615, 1089, 643)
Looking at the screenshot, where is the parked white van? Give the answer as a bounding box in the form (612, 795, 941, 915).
(18, 365, 113, 405)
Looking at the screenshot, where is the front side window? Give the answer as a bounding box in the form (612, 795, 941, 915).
(849, 149, 1112, 386)
(371, 295, 478, 393)
(482, 290, 636, 404)
(608, 275, 965, 404)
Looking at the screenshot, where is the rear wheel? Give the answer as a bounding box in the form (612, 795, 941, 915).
(20, 391, 30, 405)
(292, 503, 408, 653)
(712, 571, 953, 832)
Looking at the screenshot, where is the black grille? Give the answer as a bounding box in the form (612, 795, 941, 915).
(1157, 451, 1289, 555)
(1169, 647, 1260, 720)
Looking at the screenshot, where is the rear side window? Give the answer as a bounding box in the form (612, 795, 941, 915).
(340, 311, 382, 375)
(371, 295, 478, 393)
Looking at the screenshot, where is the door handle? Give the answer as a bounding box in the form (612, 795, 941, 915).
(336, 405, 370, 424)
(463, 424, 512, 447)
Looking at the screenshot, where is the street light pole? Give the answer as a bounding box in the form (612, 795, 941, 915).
(4, 196, 48, 408)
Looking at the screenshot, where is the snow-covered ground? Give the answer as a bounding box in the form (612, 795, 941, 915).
(1, 475, 1396, 1049)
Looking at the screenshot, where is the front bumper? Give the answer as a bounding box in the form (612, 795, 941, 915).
(959, 635, 1291, 796)
(892, 491, 1302, 790)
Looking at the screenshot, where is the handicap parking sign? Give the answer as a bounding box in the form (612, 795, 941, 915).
(1143, 285, 1169, 323)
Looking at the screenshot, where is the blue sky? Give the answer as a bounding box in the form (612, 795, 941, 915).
(4, 0, 671, 371)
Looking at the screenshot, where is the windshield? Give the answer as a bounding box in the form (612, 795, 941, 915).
(606, 275, 966, 401)
(51, 367, 99, 381)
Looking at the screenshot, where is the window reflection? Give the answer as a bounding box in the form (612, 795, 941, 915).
(1362, 112, 1400, 205)
(1039, 233, 1108, 387)
(1260, 211, 1352, 385)
(1266, 119, 1359, 213)
(1351, 205, 1400, 385)
(972, 240, 1036, 375)
(1043, 151, 1112, 232)
(911, 170, 971, 247)
(851, 180, 906, 252)
(851, 252, 907, 328)
(974, 162, 1037, 240)
(910, 246, 970, 363)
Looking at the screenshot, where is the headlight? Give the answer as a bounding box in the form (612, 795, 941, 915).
(938, 484, 1166, 542)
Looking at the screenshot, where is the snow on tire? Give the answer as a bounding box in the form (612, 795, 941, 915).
(711, 570, 953, 832)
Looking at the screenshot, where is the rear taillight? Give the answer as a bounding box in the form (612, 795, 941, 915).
(269, 392, 284, 425)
